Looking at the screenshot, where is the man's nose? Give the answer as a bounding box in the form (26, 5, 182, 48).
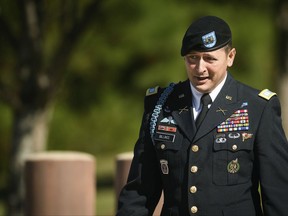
(195, 58, 206, 74)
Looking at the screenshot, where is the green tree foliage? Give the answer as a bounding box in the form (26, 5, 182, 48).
(49, 0, 277, 154)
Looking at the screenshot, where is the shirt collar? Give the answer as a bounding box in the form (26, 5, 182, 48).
(190, 74, 227, 111)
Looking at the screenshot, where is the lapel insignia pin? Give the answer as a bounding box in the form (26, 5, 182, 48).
(179, 106, 189, 114)
(178, 94, 185, 98)
(216, 107, 227, 115)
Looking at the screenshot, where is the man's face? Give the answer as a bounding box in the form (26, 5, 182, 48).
(184, 47, 236, 93)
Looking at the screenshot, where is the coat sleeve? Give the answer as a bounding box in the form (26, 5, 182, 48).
(116, 98, 163, 216)
(255, 96, 288, 215)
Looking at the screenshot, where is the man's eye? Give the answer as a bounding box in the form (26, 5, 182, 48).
(187, 55, 197, 60)
(204, 56, 216, 61)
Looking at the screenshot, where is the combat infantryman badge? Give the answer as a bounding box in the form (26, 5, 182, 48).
(160, 160, 169, 174)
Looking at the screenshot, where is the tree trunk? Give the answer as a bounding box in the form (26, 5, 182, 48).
(0, 1, 104, 215)
(7, 106, 53, 216)
(279, 75, 288, 133)
(277, 1, 288, 134)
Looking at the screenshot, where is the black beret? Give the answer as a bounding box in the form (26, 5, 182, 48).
(181, 16, 232, 56)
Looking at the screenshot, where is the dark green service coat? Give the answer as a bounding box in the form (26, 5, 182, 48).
(116, 74, 288, 216)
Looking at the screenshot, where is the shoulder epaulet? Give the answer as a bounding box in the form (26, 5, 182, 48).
(258, 89, 277, 100)
(146, 86, 159, 96)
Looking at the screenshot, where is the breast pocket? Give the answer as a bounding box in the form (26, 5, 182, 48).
(213, 132, 254, 186)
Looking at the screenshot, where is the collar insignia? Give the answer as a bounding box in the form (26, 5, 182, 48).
(179, 106, 189, 114)
(216, 107, 227, 115)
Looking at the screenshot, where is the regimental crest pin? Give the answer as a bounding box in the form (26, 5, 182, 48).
(225, 95, 232, 101)
(202, 31, 217, 48)
(160, 159, 169, 175)
(227, 158, 240, 174)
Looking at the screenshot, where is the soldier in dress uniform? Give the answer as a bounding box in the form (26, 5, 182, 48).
(116, 16, 288, 216)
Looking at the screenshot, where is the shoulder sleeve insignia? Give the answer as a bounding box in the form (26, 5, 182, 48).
(146, 86, 159, 96)
(258, 89, 277, 100)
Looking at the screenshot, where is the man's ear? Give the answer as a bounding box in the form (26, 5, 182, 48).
(227, 48, 236, 67)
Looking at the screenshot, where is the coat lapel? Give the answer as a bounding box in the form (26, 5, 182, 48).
(169, 80, 196, 142)
(193, 75, 242, 142)
(162, 75, 243, 143)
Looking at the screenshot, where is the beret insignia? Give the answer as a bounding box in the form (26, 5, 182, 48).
(258, 89, 276, 100)
(146, 86, 159, 96)
(202, 31, 217, 48)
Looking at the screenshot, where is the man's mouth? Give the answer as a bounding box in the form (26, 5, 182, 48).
(196, 76, 209, 81)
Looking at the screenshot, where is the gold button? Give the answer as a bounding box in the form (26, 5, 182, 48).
(192, 145, 199, 152)
(232, 144, 238, 151)
(160, 144, 166, 149)
(190, 186, 197, 193)
(191, 166, 198, 173)
(191, 206, 198, 214)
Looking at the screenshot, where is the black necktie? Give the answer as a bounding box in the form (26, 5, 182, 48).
(196, 94, 212, 128)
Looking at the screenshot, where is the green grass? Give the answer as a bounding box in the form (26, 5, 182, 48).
(0, 202, 6, 216)
(96, 154, 119, 216)
(96, 187, 115, 216)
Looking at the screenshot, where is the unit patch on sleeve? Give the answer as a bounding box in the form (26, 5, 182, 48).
(146, 86, 159, 96)
(258, 89, 276, 100)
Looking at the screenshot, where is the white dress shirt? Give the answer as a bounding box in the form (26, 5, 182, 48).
(190, 74, 227, 120)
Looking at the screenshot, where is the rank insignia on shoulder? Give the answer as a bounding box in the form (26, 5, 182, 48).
(146, 86, 159, 96)
(258, 89, 276, 100)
